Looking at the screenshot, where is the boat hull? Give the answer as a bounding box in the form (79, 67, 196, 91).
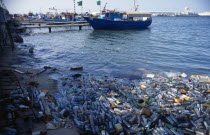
(84, 17, 152, 30)
(53, 19, 71, 22)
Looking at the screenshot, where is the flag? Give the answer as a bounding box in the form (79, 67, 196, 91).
(97, 0, 101, 6)
(77, 1, 82, 6)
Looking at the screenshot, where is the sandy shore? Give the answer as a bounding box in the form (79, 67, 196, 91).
(0, 45, 80, 135)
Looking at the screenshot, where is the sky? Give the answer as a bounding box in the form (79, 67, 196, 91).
(2, 0, 210, 14)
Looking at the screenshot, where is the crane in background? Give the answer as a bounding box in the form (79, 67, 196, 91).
(49, 7, 59, 14)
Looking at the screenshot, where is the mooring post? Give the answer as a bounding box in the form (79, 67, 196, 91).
(79, 25, 82, 30)
(49, 27, 51, 33)
(39, 23, 41, 26)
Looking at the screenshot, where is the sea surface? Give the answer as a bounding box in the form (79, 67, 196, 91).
(19, 17, 210, 78)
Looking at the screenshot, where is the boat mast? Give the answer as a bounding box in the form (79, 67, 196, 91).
(134, 0, 139, 11)
(103, 3, 107, 12)
(135, 5, 139, 11)
(73, 0, 76, 13)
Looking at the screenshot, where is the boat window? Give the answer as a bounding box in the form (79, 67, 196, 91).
(143, 17, 148, 21)
(129, 17, 133, 20)
(123, 15, 128, 19)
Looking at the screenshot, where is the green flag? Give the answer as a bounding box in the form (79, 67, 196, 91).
(77, 1, 82, 6)
(97, 0, 101, 5)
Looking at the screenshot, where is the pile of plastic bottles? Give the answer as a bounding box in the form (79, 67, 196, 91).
(49, 72, 210, 135)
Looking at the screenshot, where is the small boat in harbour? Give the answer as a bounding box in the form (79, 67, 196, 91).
(83, 10, 152, 30)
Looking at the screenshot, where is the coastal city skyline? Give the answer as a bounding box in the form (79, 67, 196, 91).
(3, 0, 210, 14)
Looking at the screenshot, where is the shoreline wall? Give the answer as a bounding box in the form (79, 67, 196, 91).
(0, 2, 15, 54)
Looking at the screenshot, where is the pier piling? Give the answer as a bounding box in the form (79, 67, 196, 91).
(79, 26, 82, 30)
(49, 27, 52, 33)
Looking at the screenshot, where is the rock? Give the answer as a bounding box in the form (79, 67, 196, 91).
(72, 74, 82, 78)
(70, 66, 83, 70)
(44, 66, 52, 69)
(14, 34, 24, 43)
(29, 47, 34, 54)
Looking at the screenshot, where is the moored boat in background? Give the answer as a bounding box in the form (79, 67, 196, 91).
(84, 10, 152, 30)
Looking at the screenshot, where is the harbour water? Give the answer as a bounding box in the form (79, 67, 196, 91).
(19, 17, 210, 78)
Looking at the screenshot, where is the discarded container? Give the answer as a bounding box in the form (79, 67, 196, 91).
(174, 96, 184, 103)
(137, 99, 146, 107)
(115, 123, 123, 133)
(140, 108, 151, 116)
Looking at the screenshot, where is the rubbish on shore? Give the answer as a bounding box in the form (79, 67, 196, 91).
(32, 130, 47, 135)
(139, 108, 151, 116)
(43, 72, 209, 134)
(174, 96, 184, 103)
(40, 95, 51, 121)
(179, 88, 187, 94)
(181, 72, 187, 78)
(191, 75, 210, 83)
(115, 123, 123, 133)
(3, 127, 17, 133)
(137, 99, 146, 107)
(0, 88, 37, 134)
(146, 74, 155, 78)
(13, 69, 25, 74)
(28, 81, 39, 87)
(4, 71, 209, 134)
(46, 122, 57, 130)
(203, 103, 210, 107)
(34, 66, 52, 76)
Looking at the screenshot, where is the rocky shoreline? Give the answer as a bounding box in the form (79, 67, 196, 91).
(0, 41, 80, 134)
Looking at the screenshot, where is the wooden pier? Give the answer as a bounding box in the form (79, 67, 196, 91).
(20, 23, 90, 33)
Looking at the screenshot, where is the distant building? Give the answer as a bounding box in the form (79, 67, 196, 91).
(198, 11, 210, 16)
(175, 7, 198, 17)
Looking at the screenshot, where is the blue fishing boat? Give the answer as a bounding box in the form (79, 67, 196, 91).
(53, 18, 71, 22)
(83, 11, 152, 30)
(43, 17, 53, 21)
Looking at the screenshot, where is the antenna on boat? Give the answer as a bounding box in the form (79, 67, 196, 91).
(133, 0, 139, 11)
(103, 3, 107, 12)
(135, 5, 139, 11)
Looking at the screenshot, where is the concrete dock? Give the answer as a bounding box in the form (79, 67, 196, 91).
(19, 23, 90, 32)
